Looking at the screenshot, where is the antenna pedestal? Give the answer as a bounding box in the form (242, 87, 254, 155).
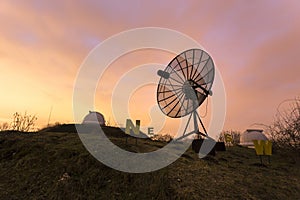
(175, 110, 208, 141)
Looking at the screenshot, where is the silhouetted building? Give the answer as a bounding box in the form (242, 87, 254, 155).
(82, 111, 105, 126)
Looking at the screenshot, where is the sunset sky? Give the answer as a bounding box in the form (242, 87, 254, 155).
(1, 1, 300, 133)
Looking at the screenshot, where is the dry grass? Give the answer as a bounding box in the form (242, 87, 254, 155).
(0, 127, 299, 199)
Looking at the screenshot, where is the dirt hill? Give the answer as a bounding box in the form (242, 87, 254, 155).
(0, 126, 299, 199)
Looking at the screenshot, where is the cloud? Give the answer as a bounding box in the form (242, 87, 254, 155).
(1, 0, 300, 131)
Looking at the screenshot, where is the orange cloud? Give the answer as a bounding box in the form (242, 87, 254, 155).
(1, 1, 300, 133)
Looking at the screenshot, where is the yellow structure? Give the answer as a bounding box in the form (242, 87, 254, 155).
(264, 140, 273, 156)
(224, 133, 233, 145)
(253, 140, 272, 164)
(253, 140, 272, 155)
(125, 119, 140, 135)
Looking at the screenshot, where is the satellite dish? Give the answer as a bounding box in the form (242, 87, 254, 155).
(157, 48, 215, 140)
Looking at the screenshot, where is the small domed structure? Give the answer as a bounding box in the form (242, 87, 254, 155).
(239, 129, 268, 147)
(82, 111, 105, 125)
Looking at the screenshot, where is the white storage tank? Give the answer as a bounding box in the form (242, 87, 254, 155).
(82, 111, 105, 126)
(239, 129, 268, 147)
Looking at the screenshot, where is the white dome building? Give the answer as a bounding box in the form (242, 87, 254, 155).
(239, 129, 268, 147)
(82, 111, 105, 125)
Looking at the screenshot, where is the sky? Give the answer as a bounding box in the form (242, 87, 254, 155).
(0, 0, 300, 133)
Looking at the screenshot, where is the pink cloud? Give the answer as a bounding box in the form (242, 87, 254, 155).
(1, 0, 300, 132)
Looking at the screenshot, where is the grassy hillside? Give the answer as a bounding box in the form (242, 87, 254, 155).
(0, 126, 300, 199)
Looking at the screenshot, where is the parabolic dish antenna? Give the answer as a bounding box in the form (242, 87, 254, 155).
(157, 48, 215, 140)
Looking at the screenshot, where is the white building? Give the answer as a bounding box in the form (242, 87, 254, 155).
(239, 129, 268, 147)
(82, 111, 105, 126)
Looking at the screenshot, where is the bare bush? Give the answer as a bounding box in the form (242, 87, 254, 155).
(11, 112, 38, 132)
(0, 122, 10, 131)
(266, 97, 300, 151)
(150, 134, 173, 142)
(219, 130, 241, 145)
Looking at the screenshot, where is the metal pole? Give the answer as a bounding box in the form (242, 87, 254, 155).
(193, 111, 199, 139)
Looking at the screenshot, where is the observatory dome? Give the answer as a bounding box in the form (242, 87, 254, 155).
(239, 129, 268, 147)
(82, 111, 105, 125)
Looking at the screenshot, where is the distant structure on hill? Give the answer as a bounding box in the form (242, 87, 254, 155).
(239, 129, 268, 147)
(82, 111, 106, 126)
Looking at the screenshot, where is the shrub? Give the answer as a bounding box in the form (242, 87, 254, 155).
(219, 130, 241, 145)
(150, 134, 173, 142)
(0, 122, 10, 131)
(11, 112, 38, 132)
(266, 97, 300, 151)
